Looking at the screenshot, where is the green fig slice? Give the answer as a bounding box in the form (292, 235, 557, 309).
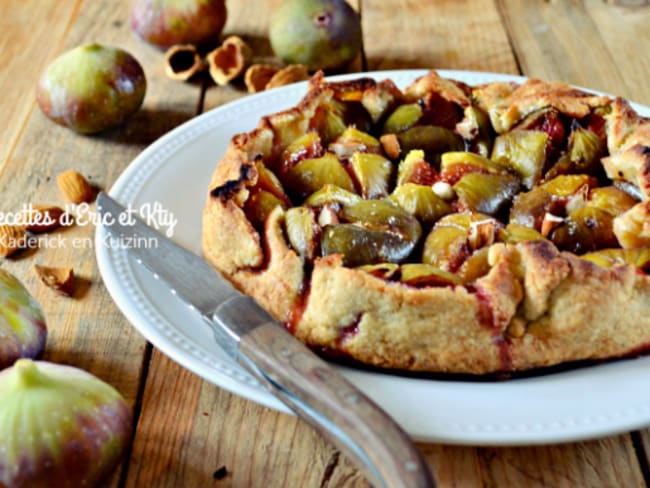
(0, 359, 132, 488)
(382, 103, 423, 134)
(284, 153, 355, 200)
(491, 130, 548, 189)
(322, 200, 422, 266)
(453, 173, 520, 216)
(582, 248, 650, 271)
(388, 183, 452, 225)
(285, 206, 320, 260)
(0, 269, 47, 370)
(350, 153, 393, 198)
(304, 184, 362, 207)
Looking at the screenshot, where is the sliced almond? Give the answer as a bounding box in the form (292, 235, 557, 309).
(468, 219, 496, 250)
(245, 64, 280, 93)
(34, 265, 75, 296)
(57, 170, 94, 204)
(0, 225, 26, 258)
(164, 44, 207, 81)
(541, 213, 564, 237)
(22, 205, 65, 233)
(207, 36, 253, 86)
(265, 64, 310, 90)
(380, 134, 401, 160)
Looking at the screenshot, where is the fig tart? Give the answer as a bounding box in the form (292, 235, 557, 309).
(202, 71, 650, 374)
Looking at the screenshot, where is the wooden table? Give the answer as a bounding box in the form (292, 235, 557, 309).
(2, 0, 650, 486)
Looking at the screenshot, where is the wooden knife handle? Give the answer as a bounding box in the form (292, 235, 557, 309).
(233, 300, 435, 488)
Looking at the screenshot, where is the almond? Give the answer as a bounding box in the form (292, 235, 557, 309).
(57, 170, 94, 204)
(265, 64, 309, 90)
(245, 64, 280, 93)
(34, 265, 75, 296)
(380, 134, 401, 160)
(0, 225, 26, 258)
(22, 205, 65, 233)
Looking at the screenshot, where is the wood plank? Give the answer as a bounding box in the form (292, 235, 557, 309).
(0, 0, 204, 486)
(496, 0, 630, 95)
(0, 0, 83, 171)
(476, 440, 645, 487)
(126, 351, 371, 487)
(584, 0, 650, 103)
(202, 0, 362, 111)
(362, 0, 518, 73)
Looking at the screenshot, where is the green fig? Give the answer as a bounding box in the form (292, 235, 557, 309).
(36, 44, 146, 134)
(0, 269, 47, 370)
(270, 0, 362, 71)
(129, 0, 228, 49)
(0, 359, 131, 488)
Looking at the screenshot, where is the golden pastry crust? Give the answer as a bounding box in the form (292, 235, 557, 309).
(473, 78, 610, 134)
(203, 70, 650, 374)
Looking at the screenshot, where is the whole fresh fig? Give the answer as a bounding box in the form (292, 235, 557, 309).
(0, 269, 46, 370)
(0, 359, 132, 488)
(130, 0, 228, 49)
(36, 43, 146, 134)
(270, 0, 362, 71)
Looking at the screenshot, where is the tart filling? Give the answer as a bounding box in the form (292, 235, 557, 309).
(203, 71, 650, 374)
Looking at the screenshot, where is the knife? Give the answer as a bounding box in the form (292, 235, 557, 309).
(97, 192, 435, 488)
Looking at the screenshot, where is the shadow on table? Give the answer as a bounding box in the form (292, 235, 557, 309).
(107, 108, 197, 146)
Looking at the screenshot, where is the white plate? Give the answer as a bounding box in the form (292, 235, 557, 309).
(96, 69, 650, 445)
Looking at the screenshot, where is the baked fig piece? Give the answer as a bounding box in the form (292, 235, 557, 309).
(204, 70, 650, 374)
(349, 153, 392, 198)
(422, 212, 498, 271)
(321, 200, 422, 266)
(397, 125, 464, 162)
(492, 130, 548, 189)
(388, 183, 452, 225)
(284, 153, 355, 199)
(285, 206, 320, 260)
(396, 149, 438, 186)
(382, 103, 423, 134)
(453, 172, 520, 216)
(582, 248, 650, 271)
(440, 151, 506, 185)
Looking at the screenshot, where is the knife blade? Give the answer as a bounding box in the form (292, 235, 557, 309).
(97, 192, 435, 488)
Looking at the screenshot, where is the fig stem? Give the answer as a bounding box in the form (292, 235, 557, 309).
(13, 359, 49, 388)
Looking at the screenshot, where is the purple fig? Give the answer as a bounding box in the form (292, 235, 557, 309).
(36, 43, 146, 134)
(0, 269, 46, 370)
(0, 359, 132, 488)
(270, 0, 362, 71)
(129, 0, 228, 49)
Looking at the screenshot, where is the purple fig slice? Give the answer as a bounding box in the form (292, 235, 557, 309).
(0, 359, 132, 488)
(0, 269, 46, 370)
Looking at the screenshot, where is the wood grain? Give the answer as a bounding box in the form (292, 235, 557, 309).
(0, 0, 83, 171)
(0, 0, 204, 486)
(584, 0, 650, 103)
(361, 0, 518, 73)
(126, 351, 370, 488)
(496, 0, 630, 96)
